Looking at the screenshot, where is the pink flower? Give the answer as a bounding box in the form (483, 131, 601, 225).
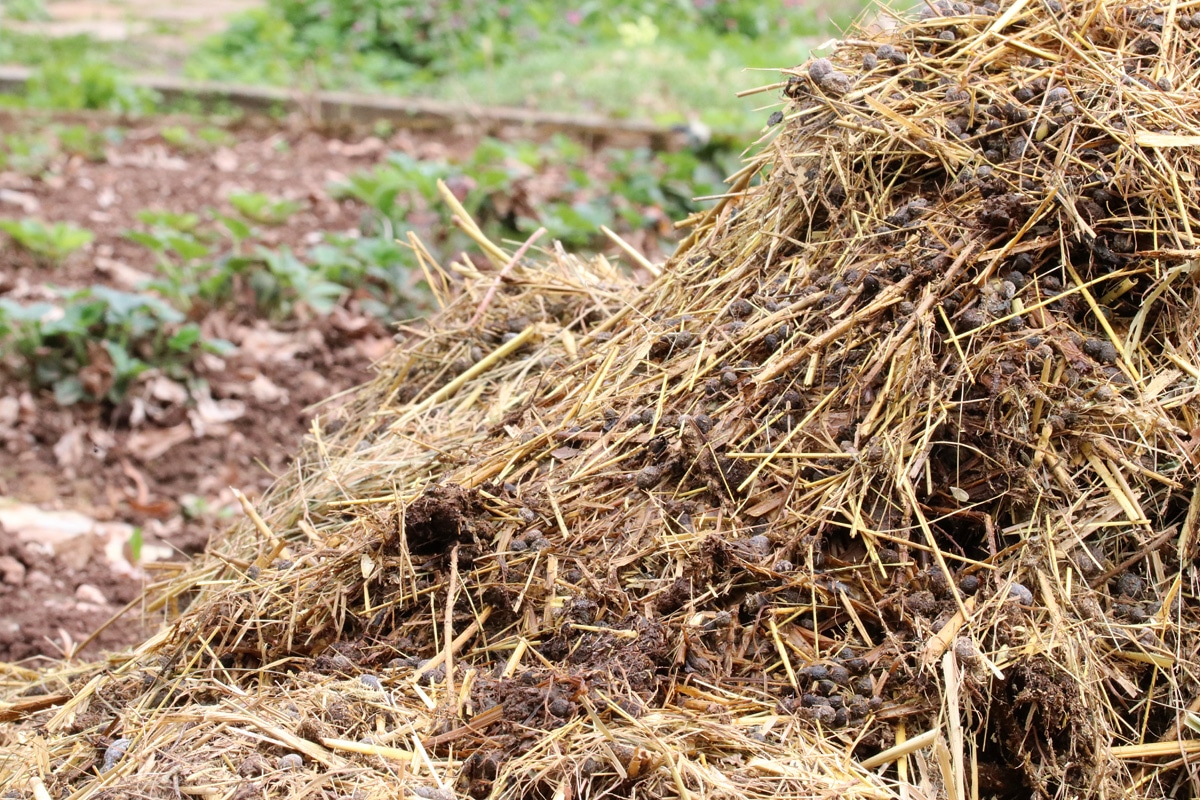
(565, 9, 583, 25)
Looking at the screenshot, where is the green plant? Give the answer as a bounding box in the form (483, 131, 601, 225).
(160, 126, 195, 150)
(0, 218, 94, 263)
(25, 57, 158, 114)
(124, 214, 218, 310)
(127, 527, 143, 564)
(55, 124, 117, 162)
(0, 131, 57, 175)
(182, 0, 865, 135)
(197, 126, 236, 148)
(2, 0, 48, 22)
(0, 286, 228, 404)
(160, 125, 235, 152)
(120, 203, 427, 322)
(331, 135, 737, 260)
(308, 234, 429, 319)
(238, 246, 346, 318)
(227, 191, 303, 225)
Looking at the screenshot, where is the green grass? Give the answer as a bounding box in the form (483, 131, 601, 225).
(425, 36, 810, 131)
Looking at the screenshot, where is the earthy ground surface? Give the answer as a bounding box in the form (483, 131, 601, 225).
(0, 110, 629, 665)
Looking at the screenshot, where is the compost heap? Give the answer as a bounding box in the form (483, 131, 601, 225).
(5, 0, 1200, 798)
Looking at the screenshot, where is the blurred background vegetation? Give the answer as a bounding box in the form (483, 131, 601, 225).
(0, 0, 882, 406)
(1, 0, 872, 131)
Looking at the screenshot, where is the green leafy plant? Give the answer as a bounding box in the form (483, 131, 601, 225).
(0, 285, 229, 404)
(124, 213, 218, 310)
(0, 218, 94, 263)
(308, 234, 429, 319)
(228, 191, 303, 225)
(237, 246, 346, 318)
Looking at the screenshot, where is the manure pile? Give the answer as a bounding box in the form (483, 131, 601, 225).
(5, 0, 1200, 798)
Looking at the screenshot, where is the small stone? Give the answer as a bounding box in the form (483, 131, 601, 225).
(767, 110, 785, 126)
(1008, 582, 1034, 605)
(277, 753, 304, 771)
(359, 674, 384, 692)
(410, 787, 455, 800)
(959, 574, 980, 594)
(101, 738, 131, 772)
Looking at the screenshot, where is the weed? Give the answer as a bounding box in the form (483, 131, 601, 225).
(0, 218, 94, 264)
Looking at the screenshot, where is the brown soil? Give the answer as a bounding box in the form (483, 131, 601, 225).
(0, 112, 493, 664)
(0, 519, 152, 664)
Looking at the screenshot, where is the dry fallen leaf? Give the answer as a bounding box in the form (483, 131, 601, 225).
(53, 426, 89, 473)
(249, 374, 289, 404)
(146, 376, 189, 406)
(0, 188, 39, 214)
(126, 423, 193, 462)
(212, 147, 240, 173)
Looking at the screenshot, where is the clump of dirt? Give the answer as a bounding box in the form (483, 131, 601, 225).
(401, 484, 487, 556)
